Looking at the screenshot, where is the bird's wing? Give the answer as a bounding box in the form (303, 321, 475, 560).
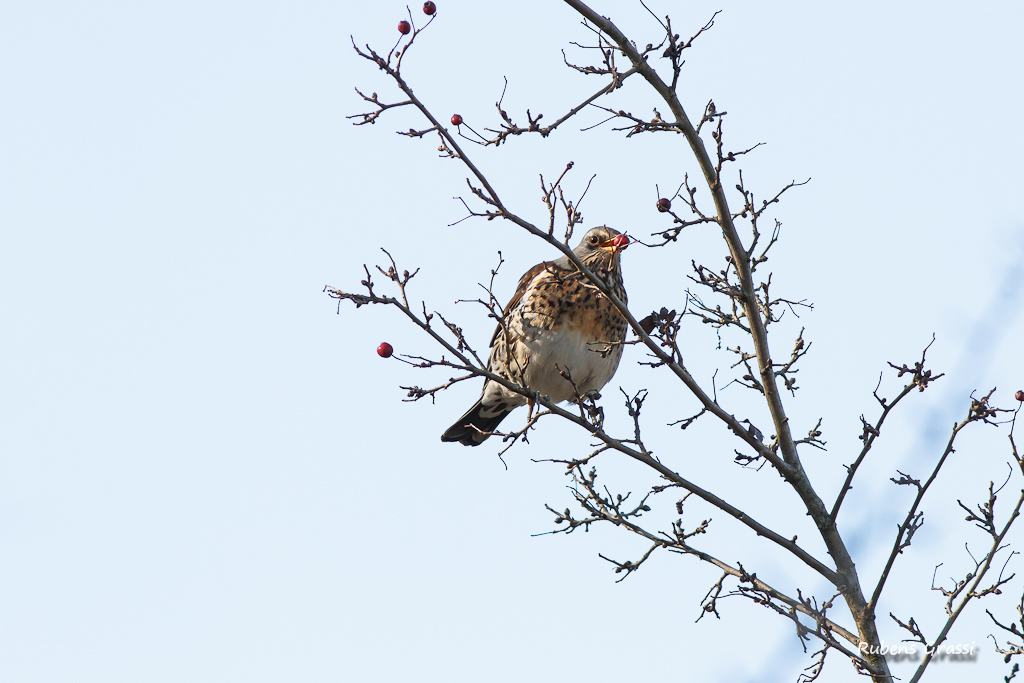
(489, 260, 550, 347)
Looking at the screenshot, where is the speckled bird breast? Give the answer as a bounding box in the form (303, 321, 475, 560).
(505, 266, 628, 402)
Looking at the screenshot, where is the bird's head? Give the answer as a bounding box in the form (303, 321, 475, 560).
(569, 226, 629, 268)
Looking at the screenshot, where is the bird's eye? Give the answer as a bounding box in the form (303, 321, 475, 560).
(588, 235, 600, 245)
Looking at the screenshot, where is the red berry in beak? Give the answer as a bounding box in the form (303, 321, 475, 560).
(423, 1, 436, 14)
(657, 197, 671, 212)
(451, 114, 463, 126)
(377, 342, 394, 358)
(398, 20, 411, 35)
(612, 233, 630, 250)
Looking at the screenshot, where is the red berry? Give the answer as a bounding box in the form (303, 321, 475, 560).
(657, 197, 671, 212)
(398, 20, 411, 35)
(423, 1, 436, 14)
(451, 113, 463, 126)
(612, 233, 630, 249)
(1016, 390, 1024, 402)
(377, 342, 394, 358)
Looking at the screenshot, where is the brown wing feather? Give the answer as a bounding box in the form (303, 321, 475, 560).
(489, 261, 550, 347)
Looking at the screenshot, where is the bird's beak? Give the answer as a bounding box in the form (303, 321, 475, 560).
(600, 234, 630, 253)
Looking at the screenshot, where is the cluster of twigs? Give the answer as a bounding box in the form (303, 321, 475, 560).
(334, 2, 1024, 681)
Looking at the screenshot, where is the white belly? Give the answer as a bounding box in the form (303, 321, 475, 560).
(485, 321, 623, 408)
(518, 325, 622, 402)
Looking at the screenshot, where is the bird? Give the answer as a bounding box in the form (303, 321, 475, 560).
(441, 226, 630, 446)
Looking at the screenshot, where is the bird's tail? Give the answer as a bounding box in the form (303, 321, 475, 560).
(440, 398, 513, 446)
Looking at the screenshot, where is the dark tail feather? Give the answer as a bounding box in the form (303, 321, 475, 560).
(441, 398, 513, 446)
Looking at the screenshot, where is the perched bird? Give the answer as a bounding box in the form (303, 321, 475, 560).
(441, 226, 630, 446)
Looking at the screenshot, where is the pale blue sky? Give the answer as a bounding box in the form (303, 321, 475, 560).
(2, 1, 1023, 682)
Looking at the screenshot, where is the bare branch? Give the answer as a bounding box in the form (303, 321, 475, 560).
(870, 388, 1009, 614)
(832, 338, 941, 523)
